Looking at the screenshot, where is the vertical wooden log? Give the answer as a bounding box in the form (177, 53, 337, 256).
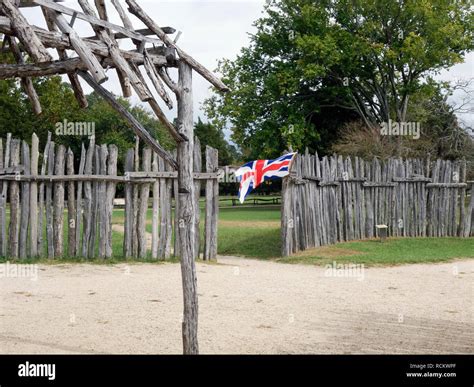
(204, 146, 219, 260)
(98, 144, 108, 258)
(89, 145, 100, 258)
(322, 155, 330, 246)
(45, 142, 55, 258)
(193, 137, 202, 259)
(466, 181, 474, 237)
(29, 134, 39, 258)
(151, 152, 160, 259)
(138, 147, 151, 259)
(124, 149, 134, 258)
(0, 133, 11, 256)
(37, 132, 51, 256)
(8, 139, 20, 258)
(82, 137, 95, 257)
(457, 161, 466, 237)
(53, 145, 66, 258)
(132, 137, 140, 258)
(0, 138, 3, 256)
(173, 149, 180, 258)
(364, 160, 373, 238)
(281, 174, 292, 256)
(314, 153, 324, 245)
(158, 155, 172, 259)
(67, 148, 76, 257)
(19, 141, 30, 259)
(177, 62, 199, 354)
(75, 143, 86, 256)
(106, 144, 118, 258)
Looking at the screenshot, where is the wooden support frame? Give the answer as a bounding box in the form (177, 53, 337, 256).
(0, 0, 229, 356)
(176, 61, 199, 354)
(78, 71, 178, 169)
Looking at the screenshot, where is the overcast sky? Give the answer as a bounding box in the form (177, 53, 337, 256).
(22, 0, 473, 131)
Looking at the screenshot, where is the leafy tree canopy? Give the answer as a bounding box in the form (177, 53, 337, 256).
(194, 117, 240, 165)
(204, 0, 473, 159)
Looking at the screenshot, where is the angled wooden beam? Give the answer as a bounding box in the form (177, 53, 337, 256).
(41, 7, 88, 108)
(94, 0, 108, 23)
(144, 50, 173, 109)
(88, 0, 131, 98)
(0, 54, 168, 79)
(111, 0, 134, 30)
(6, 36, 42, 115)
(18, 0, 64, 7)
(126, 0, 229, 92)
(157, 66, 179, 94)
(51, 10, 108, 84)
(79, 0, 152, 101)
(33, 0, 164, 45)
(78, 71, 179, 169)
(0, 0, 52, 62)
(128, 60, 186, 143)
(0, 19, 172, 68)
(113, 27, 176, 39)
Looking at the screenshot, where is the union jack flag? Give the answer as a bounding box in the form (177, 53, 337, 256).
(235, 152, 296, 203)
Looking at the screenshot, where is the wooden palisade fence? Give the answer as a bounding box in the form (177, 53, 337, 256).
(0, 133, 219, 261)
(282, 151, 474, 256)
(0, 0, 230, 354)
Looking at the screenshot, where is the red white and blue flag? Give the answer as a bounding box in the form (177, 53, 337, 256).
(235, 152, 296, 203)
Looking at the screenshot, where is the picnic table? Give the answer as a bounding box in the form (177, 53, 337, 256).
(229, 197, 280, 206)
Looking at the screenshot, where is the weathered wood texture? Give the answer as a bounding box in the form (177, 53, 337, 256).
(282, 154, 473, 256)
(203, 145, 218, 260)
(0, 133, 218, 261)
(176, 61, 199, 354)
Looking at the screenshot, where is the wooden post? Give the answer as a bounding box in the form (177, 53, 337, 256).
(37, 132, 51, 256)
(204, 146, 218, 260)
(193, 137, 202, 259)
(82, 137, 95, 257)
(157, 155, 172, 259)
(151, 152, 160, 259)
(177, 61, 199, 354)
(75, 143, 86, 256)
(53, 145, 66, 258)
(98, 144, 108, 258)
(281, 175, 292, 257)
(19, 141, 30, 259)
(123, 149, 134, 257)
(29, 133, 39, 257)
(138, 147, 151, 259)
(0, 133, 11, 257)
(0, 139, 3, 256)
(45, 141, 55, 258)
(67, 147, 76, 257)
(132, 137, 139, 258)
(173, 149, 180, 258)
(89, 145, 100, 258)
(106, 144, 118, 258)
(8, 139, 20, 258)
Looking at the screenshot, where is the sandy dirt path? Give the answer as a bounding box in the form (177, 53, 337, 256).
(0, 257, 472, 354)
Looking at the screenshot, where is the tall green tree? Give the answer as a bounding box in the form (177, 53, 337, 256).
(194, 117, 239, 165)
(205, 0, 473, 158)
(0, 72, 175, 169)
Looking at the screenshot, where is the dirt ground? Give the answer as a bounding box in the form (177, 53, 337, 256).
(0, 256, 473, 354)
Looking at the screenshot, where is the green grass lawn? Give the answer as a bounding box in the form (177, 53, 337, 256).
(276, 237, 474, 266)
(215, 206, 474, 265)
(1, 204, 472, 266)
